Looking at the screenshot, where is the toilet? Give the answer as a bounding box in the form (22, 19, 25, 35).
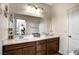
(69, 48, 79, 55)
(69, 51, 75, 55)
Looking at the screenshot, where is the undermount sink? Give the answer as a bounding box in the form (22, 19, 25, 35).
(18, 35, 34, 39)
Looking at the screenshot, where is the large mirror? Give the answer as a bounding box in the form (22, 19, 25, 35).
(8, 3, 44, 39)
(8, 13, 42, 39)
(8, 3, 51, 39)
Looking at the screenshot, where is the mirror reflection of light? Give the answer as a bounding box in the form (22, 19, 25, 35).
(26, 6, 42, 15)
(36, 8, 42, 15)
(26, 6, 32, 13)
(31, 7, 36, 14)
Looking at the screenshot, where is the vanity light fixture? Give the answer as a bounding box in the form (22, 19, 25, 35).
(26, 4, 43, 15)
(26, 5, 36, 14)
(27, 4, 43, 10)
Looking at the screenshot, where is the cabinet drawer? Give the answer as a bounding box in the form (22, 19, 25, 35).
(47, 37, 59, 43)
(36, 40, 46, 45)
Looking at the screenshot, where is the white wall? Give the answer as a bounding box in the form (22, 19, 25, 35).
(51, 3, 79, 54)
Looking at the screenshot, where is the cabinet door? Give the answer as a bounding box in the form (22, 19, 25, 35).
(3, 49, 23, 55)
(36, 44, 46, 55)
(36, 51, 46, 55)
(22, 46, 36, 55)
(47, 39, 59, 54)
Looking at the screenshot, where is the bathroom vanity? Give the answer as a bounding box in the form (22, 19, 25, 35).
(3, 36, 59, 55)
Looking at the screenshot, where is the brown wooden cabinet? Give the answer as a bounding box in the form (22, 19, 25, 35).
(36, 40, 46, 55)
(23, 46, 36, 55)
(3, 42, 36, 55)
(3, 37, 59, 55)
(3, 48, 23, 55)
(47, 37, 59, 55)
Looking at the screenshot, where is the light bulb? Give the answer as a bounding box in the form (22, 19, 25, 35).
(36, 8, 42, 15)
(26, 6, 32, 12)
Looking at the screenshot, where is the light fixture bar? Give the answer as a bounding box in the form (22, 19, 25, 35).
(27, 4, 43, 10)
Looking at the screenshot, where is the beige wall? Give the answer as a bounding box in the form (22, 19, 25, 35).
(1, 4, 9, 41)
(51, 3, 79, 54)
(0, 3, 9, 54)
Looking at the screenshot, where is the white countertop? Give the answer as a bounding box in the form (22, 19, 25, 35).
(2, 35, 59, 46)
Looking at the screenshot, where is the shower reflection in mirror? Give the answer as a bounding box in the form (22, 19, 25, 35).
(16, 19, 26, 38)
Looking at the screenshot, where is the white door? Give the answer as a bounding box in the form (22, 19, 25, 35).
(68, 7, 79, 54)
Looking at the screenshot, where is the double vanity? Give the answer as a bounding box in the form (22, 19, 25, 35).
(3, 35, 60, 55)
(1, 3, 61, 55)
